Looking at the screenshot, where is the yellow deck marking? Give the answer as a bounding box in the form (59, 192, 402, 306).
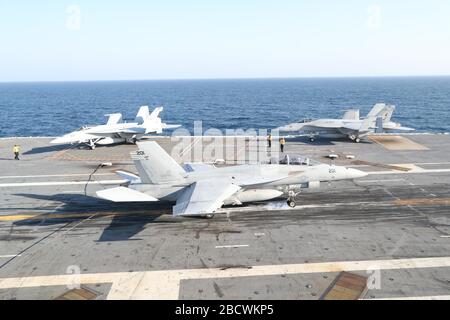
(369, 135, 429, 151)
(0, 210, 167, 222)
(393, 198, 450, 206)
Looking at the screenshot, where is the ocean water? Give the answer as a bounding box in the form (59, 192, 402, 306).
(0, 77, 449, 137)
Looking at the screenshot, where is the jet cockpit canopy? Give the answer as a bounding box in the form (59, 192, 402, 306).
(279, 154, 320, 166)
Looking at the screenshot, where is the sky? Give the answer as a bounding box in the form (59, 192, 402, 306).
(1, 0, 450, 81)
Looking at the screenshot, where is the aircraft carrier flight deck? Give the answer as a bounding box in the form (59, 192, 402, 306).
(1, 134, 450, 300)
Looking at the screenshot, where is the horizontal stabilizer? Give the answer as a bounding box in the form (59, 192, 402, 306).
(115, 170, 141, 183)
(162, 123, 182, 129)
(97, 186, 158, 202)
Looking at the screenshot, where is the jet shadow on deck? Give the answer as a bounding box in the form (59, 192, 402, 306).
(12, 193, 174, 241)
(285, 136, 372, 145)
(23, 144, 72, 155)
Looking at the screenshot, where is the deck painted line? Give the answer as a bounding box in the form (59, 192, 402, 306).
(1, 256, 450, 300)
(440, 236, 450, 238)
(0, 255, 21, 258)
(367, 168, 450, 175)
(369, 295, 450, 300)
(358, 179, 405, 183)
(0, 180, 126, 188)
(215, 244, 249, 249)
(0, 173, 114, 179)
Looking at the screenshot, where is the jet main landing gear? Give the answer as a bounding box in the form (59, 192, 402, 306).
(349, 135, 361, 143)
(286, 188, 300, 208)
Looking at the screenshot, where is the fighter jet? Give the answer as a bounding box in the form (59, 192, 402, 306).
(277, 103, 414, 143)
(96, 141, 367, 218)
(51, 106, 181, 149)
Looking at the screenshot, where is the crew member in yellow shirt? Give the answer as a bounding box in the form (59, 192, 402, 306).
(279, 137, 286, 153)
(13, 144, 20, 160)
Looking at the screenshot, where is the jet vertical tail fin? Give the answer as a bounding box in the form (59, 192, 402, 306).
(366, 103, 387, 118)
(342, 109, 360, 120)
(379, 104, 395, 123)
(149, 107, 164, 120)
(135, 106, 150, 124)
(131, 141, 186, 184)
(362, 103, 393, 132)
(105, 113, 123, 125)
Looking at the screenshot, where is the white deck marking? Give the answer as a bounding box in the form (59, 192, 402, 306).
(0, 180, 126, 188)
(369, 295, 450, 300)
(0, 173, 114, 179)
(367, 168, 450, 175)
(215, 244, 249, 249)
(1, 256, 450, 300)
(358, 179, 405, 183)
(0, 255, 21, 258)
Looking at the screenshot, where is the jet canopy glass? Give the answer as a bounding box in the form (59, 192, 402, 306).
(278, 154, 320, 166)
(76, 125, 92, 131)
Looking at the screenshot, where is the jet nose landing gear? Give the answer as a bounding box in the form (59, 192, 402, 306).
(287, 199, 296, 208)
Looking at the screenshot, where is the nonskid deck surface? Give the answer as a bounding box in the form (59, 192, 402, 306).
(0, 134, 450, 300)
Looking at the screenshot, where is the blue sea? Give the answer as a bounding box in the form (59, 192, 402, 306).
(0, 77, 449, 137)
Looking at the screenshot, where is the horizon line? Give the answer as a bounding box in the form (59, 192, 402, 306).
(1, 74, 450, 84)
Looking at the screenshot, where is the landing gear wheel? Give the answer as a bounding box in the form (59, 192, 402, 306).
(354, 138, 361, 143)
(90, 144, 96, 150)
(204, 214, 215, 219)
(287, 199, 296, 208)
(309, 137, 315, 142)
(131, 138, 137, 144)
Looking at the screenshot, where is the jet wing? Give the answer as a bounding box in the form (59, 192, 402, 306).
(276, 122, 306, 132)
(94, 127, 146, 134)
(183, 163, 216, 172)
(173, 179, 241, 216)
(340, 122, 362, 131)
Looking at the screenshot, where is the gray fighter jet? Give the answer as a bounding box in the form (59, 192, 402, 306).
(277, 103, 414, 143)
(96, 141, 367, 218)
(51, 106, 180, 149)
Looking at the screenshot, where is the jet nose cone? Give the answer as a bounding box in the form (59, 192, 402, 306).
(347, 168, 368, 179)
